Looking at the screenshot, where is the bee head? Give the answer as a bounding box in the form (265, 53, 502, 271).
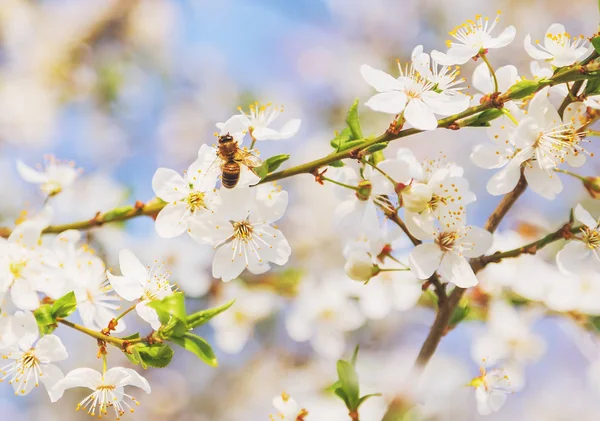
(219, 133, 234, 144)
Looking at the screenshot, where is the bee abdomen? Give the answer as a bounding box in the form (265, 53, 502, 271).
(222, 162, 240, 189)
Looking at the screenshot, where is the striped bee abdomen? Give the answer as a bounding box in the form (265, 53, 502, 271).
(221, 161, 241, 189)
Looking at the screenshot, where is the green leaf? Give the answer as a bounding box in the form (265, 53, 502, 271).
(592, 37, 600, 55)
(586, 77, 600, 96)
(254, 154, 291, 180)
(334, 387, 350, 408)
(186, 299, 235, 330)
(464, 109, 504, 127)
(448, 304, 470, 329)
(337, 360, 360, 410)
(126, 343, 174, 369)
(336, 138, 366, 152)
(356, 393, 382, 408)
(172, 333, 218, 367)
(330, 127, 353, 150)
(328, 160, 345, 168)
(505, 79, 541, 100)
(51, 291, 77, 319)
(350, 345, 360, 367)
(34, 304, 56, 334)
(365, 143, 387, 153)
(148, 292, 187, 323)
(346, 99, 364, 140)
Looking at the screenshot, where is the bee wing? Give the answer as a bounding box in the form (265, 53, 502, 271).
(237, 150, 263, 168)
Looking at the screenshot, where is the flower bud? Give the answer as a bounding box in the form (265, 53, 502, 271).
(401, 183, 433, 213)
(355, 180, 372, 201)
(344, 253, 378, 282)
(583, 176, 600, 199)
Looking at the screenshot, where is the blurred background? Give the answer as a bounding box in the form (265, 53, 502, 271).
(2, 0, 600, 420)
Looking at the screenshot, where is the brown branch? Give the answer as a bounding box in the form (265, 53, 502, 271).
(413, 171, 528, 368)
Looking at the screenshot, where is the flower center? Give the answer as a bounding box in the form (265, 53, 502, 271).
(21, 352, 38, 369)
(9, 260, 27, 279)
(186, 191, 206, 212)
(427, 194, 447, 212)
(436, 231, 458, 251)
(583, 227, 600, 249)
(233, 220, 254, 242)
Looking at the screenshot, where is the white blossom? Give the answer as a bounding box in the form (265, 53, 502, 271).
(408, 223, 492, 287)
(360, 46, 469, 130)
(107, 249, 174, 330)
(432, 13, 516, 65)
(217, 102, 301, 141)
(271, 392, 308, 421)
(471, 365, 512, 416)
(189, 184, 291, 282)
(556, 204, 600, 274)
(16, 156, 78, 197)
(0, 311, 66, 400)
(52, 367, 151, 417)
(524, 23, 590, 67)
(152, 144, 220, 238)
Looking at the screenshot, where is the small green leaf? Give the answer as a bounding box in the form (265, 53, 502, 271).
(505, 79, 541, 100)
(330, 127, 353, 150)
(254, 154, 291, 180)
(464, 109, 504, 127)
(356, 393, 382, 408)
(328, 160, 345, 168)
(172, 333, 218, 367)
(592, 37, 600, 55)
(346, 99, 364, 140)
(148, 292, 187, 322)
(127, 343, 174, 369)
(34, 304, 56, 334)
(337, 138, 366, 152)
(586, 77, 600, 96)
(337, 360, 360, 410)
(51, 291, 77, 319)
(448, 304, 470, 329)
(350, 345, 360, 367)
(186, 299, 235, 330)
(365, 143, 387, 153)
(334, 387, 350, 408)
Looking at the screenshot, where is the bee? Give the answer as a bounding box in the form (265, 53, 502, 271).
(216, 133, 262, 189)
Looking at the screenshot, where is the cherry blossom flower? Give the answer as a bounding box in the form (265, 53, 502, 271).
(408, 223, 492, 287)
(545, 266, 600, 315)
(0, 311, 66, 400)
(470, 365, 512, 416)
(475, 89, 590, 198)
(285, 274, 365, 359)
(271, 392, 308, 421)
(210, 281, 278, 354)
(217, 102, 301, 142)
(472, 62, 519, 95)
(471, 301, 545, 390)
(360, 46, 469, 130)
(151, 144, 220, 238)
(52, 367, 151, 417)
(107, 249, 174, 330)
(556, 204, 600, 274)
(74, 258, 125, 333)
(16, 156, 78, 197)
(188, 184, 291, 282)
(431, 13, 516, 65)
(524, 23, 590, 67)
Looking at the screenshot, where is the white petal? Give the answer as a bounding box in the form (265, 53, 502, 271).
(495, 65, 520, 92)
(408, 243, 443, 279)
(556, 241, 592, 274)
(136, 302, 162, 330)
(574, 203, 597, 228)
(54, 368, 102, 393)
(219, 114, 249, 136)
(460, 226, 493, 258)
(405, 98, 437, 130)
(107, 273, 144, 301)
(438, 252, 478, 287)
(35, 334, 68, 363)
(11, 278, 39, 310)
(486, 161, 522, 196)
(524, 34, 554, 61)
(118, 368, 151, 393)
(471, 144, 510, 169)
(486, 26, 516, 49)
(431, 48, 474, 65)
(473, 63, 495, 94)
(360, 64, 404, 92)
(187, 215, 232, 246)
(423, 91, 469, 116)
(43, 364, 65, 402)
(151, 168, 187, 202)
(212, 243, 247, 282)
(154, 202, 189, 238)
(16, 160, 48, 184)
(365, 91, 408, 114)
(524, 165, 562, 200)
(254, 225, 291, 266)
(118, 249, 147, 280)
